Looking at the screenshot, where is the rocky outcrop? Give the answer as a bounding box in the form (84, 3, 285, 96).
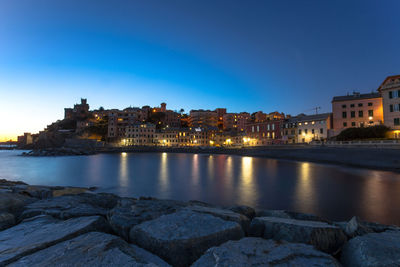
(19, 193, 119, 220)
(0, 178, 399, 266)
(0, 215, 110, 265)
(341, 231, 400, 267)
(22, 147, 95, 157)
(250, 216, 347, 254)
(108, 198, 188, 241)
(130, 210, 244, 267)
(192, 237, 341, 267)
(8, 232, 171, 267)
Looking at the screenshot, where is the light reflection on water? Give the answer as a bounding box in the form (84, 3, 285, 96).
(1, 150, 400, 225)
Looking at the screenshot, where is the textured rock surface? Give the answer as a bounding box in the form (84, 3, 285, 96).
(192, 237, 341, 267)
(108, 198, 187, 241)
(250, 216, 346, 254)
(229, 205, 256, 219)
(19, 193, 119, 220)
(185, 205, 250, 233)
(256, 209, 330, 223)
(130, 210, 244, 267)
(0, 192, 35, 215)
(341, 231, 400, 267)
(0, 212, 15, 230)
(9, 231, 170, 267)
(0, 215, 110, 265)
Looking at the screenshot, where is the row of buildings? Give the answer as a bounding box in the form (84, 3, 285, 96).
(17, 74, 400, 147)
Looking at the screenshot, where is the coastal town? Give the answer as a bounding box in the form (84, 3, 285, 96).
(15, 74, 400, 148)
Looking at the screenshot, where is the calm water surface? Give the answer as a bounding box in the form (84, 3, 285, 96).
(1, 150, 400, 225)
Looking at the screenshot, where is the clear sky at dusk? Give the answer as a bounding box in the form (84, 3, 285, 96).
(1, 0, 400, 141)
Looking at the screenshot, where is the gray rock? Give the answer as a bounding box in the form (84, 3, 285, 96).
(8, 231, 170, 267)
(192, 237, 341, 267)
(11, 185, 53, 199)
(185, 205, 250, 233)
(256, 209, 330, 223)
(341, 231, 400, 267)
(19, 193, 119, 220)
(108, 198, 187, 241)
(0, 192, 35, 215)
(250, 217, 346, 254)
(344, 216, 374, 237)
(0, 215, 110, 265)
(228, 205, 256, 219)
(130, 210, 244, 267)
(0, 212, 15, 230)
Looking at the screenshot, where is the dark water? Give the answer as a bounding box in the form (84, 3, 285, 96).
(1, 150, 400, 225)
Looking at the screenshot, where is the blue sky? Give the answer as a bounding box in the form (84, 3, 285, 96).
(1, 0, 400, 140)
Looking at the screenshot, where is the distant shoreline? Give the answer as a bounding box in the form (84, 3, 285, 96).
(19, 145, 400, 173)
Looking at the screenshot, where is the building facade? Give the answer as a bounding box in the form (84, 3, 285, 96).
(378, 75, 400, 136)
(332, 92, 383, 136)
(296, 113, 332, 143)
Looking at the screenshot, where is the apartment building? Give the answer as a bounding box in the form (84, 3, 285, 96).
(245, 120, 282, 145)
(189, 110, 218, 128)
(332, 92, 383, 136)
(124, 123, 156, 146)
(281, 117, 299, 144)
(378, 75, 400, 137)
(296, 113, 332, 143)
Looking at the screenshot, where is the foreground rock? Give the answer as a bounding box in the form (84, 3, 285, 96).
(250, 216, 347, 254)
(192, 237, 341, 266)
(9, 231, 170, 267)
(0, 215, 110, 265)
(256, 209, 330, 223)
(0, 192, 35, 216)
(108, 198, 188, 241)
(0, 212, 15, 230)
(20, 193, 119, 220)
(341, 231, 400, 267)
(130, 210, 244, 267)
(185, 205, 250, 233)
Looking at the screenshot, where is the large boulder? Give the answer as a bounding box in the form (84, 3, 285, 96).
(256, 209, 330, 223)
(192, 237, 341, 266)
(228, 205, 256, 219)
(335, 216, 400, 238)
(341, 231, 400, 267)
(185, 205, 250, 233)
(8, 232, 171, 267)
(0, 192, 35, 216)
(0, 215, 111, 265)
(130, 210, 244, 267)
(250, 217, 346, 254)
(107, 198, 187, 241)
(0, 212, 15, 230)
(19, 193, 119, 220)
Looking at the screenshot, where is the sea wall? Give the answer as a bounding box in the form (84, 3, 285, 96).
(1, 179, 399, 266)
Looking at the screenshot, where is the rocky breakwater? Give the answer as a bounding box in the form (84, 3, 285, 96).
(22, 147, 95, 156)
(1, 179, 400, 266)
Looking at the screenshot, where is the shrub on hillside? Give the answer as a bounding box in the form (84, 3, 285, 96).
(335, 125, 390, 141)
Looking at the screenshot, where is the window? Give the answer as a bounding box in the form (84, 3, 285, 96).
(351, 111, 355, 118)
(350, 104, 355, 108)
(272, 124, 275, 130)
(396, 104, 400, 112)
(343, 122, 347, 127)
(342, 104, 347, 108)
(389, 91, 393, 99)
(320, 128, 323, 134)
(342, 112, 347, 118)
(351, 122, 356, 127)
(305, 129, 308, 134)
(368, 110, 373, 117)
(311, 129, 315, 134)
(359, 110, 363, 117)
(395, 118, 400, 126)
(299, 130, 302, 134)
(358, 103, 363, 107)
(390, 105, 394, 112)
(368, 102, 373, 106)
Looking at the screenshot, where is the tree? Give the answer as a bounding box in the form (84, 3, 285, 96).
(99, 106, 105, 111)
(179, 108, 185, 115)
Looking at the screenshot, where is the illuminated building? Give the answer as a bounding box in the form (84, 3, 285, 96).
(296, 113, 332, 143)
(332, 92, 383, 136)
(245, 120, 282, 145)
(378, 75, 400, 138)
(189, 109, 218, 128)
(125, 123, 156, 146)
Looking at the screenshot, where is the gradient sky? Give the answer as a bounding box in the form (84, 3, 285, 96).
(1, 0, 400, 141)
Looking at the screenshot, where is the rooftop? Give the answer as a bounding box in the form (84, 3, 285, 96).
(332, 92, 381, 102)
(296, 113, 331, 122)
